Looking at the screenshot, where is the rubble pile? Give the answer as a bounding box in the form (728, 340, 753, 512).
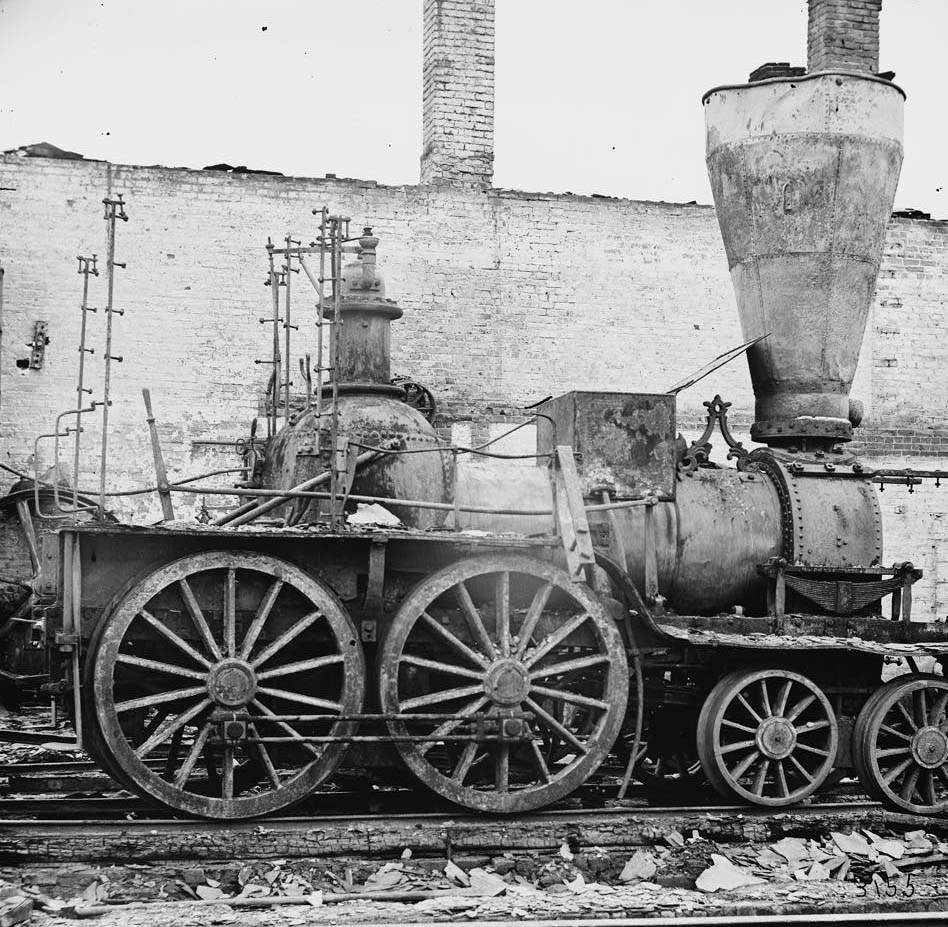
(7, 823, 948, 924)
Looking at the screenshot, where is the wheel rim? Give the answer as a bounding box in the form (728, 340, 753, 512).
(856, 673, 948, 814)
(91, 551, 364, 818)
(697, 669, 838, 807)
(379, 554, 628, 813)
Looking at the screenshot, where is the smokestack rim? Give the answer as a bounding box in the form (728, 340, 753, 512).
(701, 68, 904, 105)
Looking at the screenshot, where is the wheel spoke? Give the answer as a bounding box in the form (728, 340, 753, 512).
(399, 653, 484, 680)
(514, 583, 554, 659)
(530, 653, 610, 681)
(776, 760, 790, 797)
(452, 741, 478, 783)
(455, 582, 498, 660)
(251, 609, 323, 669)
(880, 724, 912, 742)
(116, 686, 207, 714)
(936, 765, 948, 788)
(400, 683, 485, 712)
(719, 739, 757, 755)
(721, 718, 757, 735)
(896, 699, 919, 731)
(921, 769, 937, 807)
(173, 723, 211, 788)
(417, 696, 490, 756)
(915, 689, 929, 729)
(530, 739, 552, 783)
(788, 753, 814, 782)
(774, 679, 793, 717)
(785, 694, 816, 722)
(728, 749, 761, 780)
(136, 699, 211, 758)
(163, 727, 185, 780)
(530, 683, 609, 712)
(524, 612, 591, 668)
(138, 608, 212, 669)
(419, 612, 490, 669)
(239, 579, 284, 660)
(882, 757, 913, 786)
(115, 653, 207, 681)
(251, 698, 321, 757)
(752, 758, 770, 796)
(224, 568, 237, 658)
(496, 572, 511, 657)
(794, 742, 831, 758)
(737, 693, 762, 724)
(177, 579, 223, 662)
(495, 742, 509, 792)
(900, 765, 921, 802)
(525, 696, 587, 754)
(758, 679, 772, 717)
(257, 686, 342, 712)
(222, 744, 235, 799)
(876, 746, 912, 758)
(256, 654, 345, 680)
(930, 693, 948, 727)
(795, 719, 832, 734)
(247, 721, 282, 788)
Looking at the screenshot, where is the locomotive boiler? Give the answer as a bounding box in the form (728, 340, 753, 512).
(7, 33, 948, 823)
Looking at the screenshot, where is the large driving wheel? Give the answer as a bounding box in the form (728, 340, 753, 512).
(697, 668, 838, 807)
(854, 673, 948, 814)
(90, 551, 364, 818)
(379, 554, 628, 813)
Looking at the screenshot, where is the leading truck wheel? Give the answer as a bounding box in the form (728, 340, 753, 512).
(89, 551, 365, 818)
(697, 668, 838, 807)
(379, 554, 628, 813)
(854, 673, 948, 814)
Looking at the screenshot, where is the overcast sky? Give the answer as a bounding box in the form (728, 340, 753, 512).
(0, 1, 944, 214)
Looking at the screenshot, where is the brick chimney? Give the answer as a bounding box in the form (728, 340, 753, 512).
(420, 0, 494, 188)
(807, 0, 882, 73)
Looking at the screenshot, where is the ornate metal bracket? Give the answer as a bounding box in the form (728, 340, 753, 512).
(679, 395, 754, 476)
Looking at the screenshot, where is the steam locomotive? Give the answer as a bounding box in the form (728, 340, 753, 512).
(6, 63, 948, 821)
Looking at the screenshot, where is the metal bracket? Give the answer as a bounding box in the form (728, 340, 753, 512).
(553, 445, 596, 582)
(679, 394, 754, 476)
(364, 540, 386, 613)
(28, 321, 49, 369)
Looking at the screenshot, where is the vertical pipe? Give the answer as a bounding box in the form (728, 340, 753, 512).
(267, 244, 281, 437)
(329, 220, 343, 528)
(315, 207, 327, 457)
(98, 199, 126, 515)
(73, 257, 96, 513)
(283, 235, 292, 418)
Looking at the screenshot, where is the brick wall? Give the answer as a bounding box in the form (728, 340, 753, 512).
(807, 0, 882, 73)
(2, 155, 948, 612)
(420, 0, 494, 186)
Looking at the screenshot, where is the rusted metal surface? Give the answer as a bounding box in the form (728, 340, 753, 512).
(697, 668, 839, 807)
(378, 553, 629, 813)
(655, 620, 948, 657)
(88, 550, 365, 818)
(854, 673, 948, 815)
(537, 392, 676, 501)
(704, 72, 904, 446)
(590, 466, 782, 615)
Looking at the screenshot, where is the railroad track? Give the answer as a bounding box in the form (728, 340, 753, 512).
(0, 800, 935, 865)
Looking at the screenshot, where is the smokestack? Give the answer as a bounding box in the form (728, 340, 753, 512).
(808, 0, 881, 74)
(703, 3, 903, 449)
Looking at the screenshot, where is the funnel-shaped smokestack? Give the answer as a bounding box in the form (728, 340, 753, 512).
(704, 73, 904, 446)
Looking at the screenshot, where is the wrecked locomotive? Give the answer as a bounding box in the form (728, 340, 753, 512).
(6, 67, 948, 821)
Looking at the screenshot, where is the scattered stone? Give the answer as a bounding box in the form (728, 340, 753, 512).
(695, 855, 767, 893)
(619, 851, 658, 883)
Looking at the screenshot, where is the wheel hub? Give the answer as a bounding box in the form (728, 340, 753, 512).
(910, 726, 948, 769)
(756, 716, 798, 760)
(207, 659, 258, 709)
(484, 658, 530, 707)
